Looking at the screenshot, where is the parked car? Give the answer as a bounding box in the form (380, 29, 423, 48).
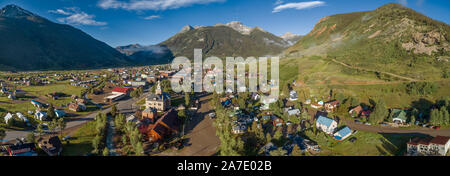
(62, 136, 71, 141)
(364, 122, 371, 126)
(209, 112, 216, 119)
(428, 125, 435, 129)
(380, 122, 389, 127)
(349, 137, 357, 143)
(354, 120, 363, 124)
(434, 126, 441, 130)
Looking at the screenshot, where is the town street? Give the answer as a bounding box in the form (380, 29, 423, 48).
(3, 95, 139, 142)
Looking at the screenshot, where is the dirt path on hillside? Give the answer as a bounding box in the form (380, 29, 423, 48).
(175, 95, 220, 156)
(331, 59, 419, 82)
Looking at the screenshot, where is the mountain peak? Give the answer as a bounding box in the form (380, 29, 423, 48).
(377, 3, 405, 10)
(0, 4, 37, 18)
(225, 21, 253, 35)
(179, 25, 194, 33)
(281, 32, 300, 39)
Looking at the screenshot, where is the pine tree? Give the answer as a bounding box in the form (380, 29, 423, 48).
(103, 148, 110, 156)
(269, 148, 287, 156)
(0, 129, 5, 144)
(266, 133, 272, 144)
(111, 104, 117, 117)
(440, 106, 448, 125)
(273, 128, 283, 146)
(409, 115, 416, 125)
(47, 104, 56, 120)
(58, 118, 67, 137)
(135, 142, 145, 156)
(184, 92, 190, 108)
(430, 109, 439, 125)
(370, 99, 388, 124)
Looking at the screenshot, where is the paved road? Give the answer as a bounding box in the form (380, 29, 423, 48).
(345, 120, 450, 137)
(3, 95, 138, 142)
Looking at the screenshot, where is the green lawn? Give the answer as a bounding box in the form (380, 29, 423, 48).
(303, 130, 413, 156)
(20, 83, 84, 106)
(61, 121, 96, 156)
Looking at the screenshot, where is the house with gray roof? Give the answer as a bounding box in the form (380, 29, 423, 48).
(316, 116, 337, 135)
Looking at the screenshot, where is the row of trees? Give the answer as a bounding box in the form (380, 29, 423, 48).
(130, 86, 144, 98)
(213, 105, 245, 156)
(114, 113, 145, 156)
(405, 82, 438, 96)
(429, 99, 450, 126)
(91, 113, 108, 155)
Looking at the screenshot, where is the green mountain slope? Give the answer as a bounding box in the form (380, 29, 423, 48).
(0, 5, 131, 71)
(160, 22, 290, 59)
(285, 3, 450, 80)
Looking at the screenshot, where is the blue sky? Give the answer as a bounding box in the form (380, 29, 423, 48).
(1, 0, 449, 47)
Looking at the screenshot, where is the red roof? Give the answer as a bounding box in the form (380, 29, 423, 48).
(430, 136, 450, 145)
(112, 87, 132, 94)
(407, 136, 450, 146)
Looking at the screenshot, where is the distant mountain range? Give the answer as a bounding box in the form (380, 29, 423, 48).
(118, 21, 302, 61)
(0, 4, 301, 71)
(1, 3, 446, 74)
(280, 32, 303, 45)
(0, 4, 132, 71)
(116, 44, 174, 65)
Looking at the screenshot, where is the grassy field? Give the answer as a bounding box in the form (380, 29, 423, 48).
(280, 56, 386, 87)
(280, 56, 450, 109)
(303, 130, 413, 156)
(61, 121, 96, 156)
(20, 83, 84, 106)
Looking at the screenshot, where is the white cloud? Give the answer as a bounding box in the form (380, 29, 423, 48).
(50, 7, 107, 26)
(48, 9, 71, 15)
(273, 1, 325, 13)
(97, 0, 225, 11)
(144, 15, 161, 20)
(274, 0, 284, 5)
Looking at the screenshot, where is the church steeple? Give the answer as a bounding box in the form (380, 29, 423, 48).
(156, 80, 162, 95)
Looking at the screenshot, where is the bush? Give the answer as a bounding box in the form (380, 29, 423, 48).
(405, 82, 438, 95)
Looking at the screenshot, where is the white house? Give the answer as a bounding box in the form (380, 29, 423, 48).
(34, 111, 47, 121)
(4, 113, 14, 123)
(289, 90, 298, 101)
(126, 115, 139, 124)
(407, 136, 450, 156)
(287, 109, 301, 116)
(316, 116, 338, 135)
(260, 95, 278, 110)
(16, 112, 28, 122)
(232, 124, 247, 134)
